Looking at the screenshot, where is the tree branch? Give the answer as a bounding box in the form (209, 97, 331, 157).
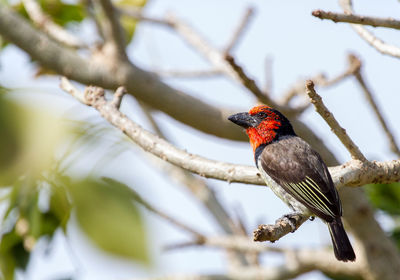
(155, 69, 223, 78)
(253, 213, 309, 242)
(60, 78, 400, 188)
(223, 6, 255, 54)
(312, 9, 400, 30)
(306, 80, 367, 162)
(338, 0, 400, 59)
(132, 248, 361, 280)
(280, 56, 359, 106)
(348, 54, 400, 157)
(98, 0, 127, 60)
(165, 236, 362, 277)
(0, 5, 246, 141)
(122, 10, 299, 117)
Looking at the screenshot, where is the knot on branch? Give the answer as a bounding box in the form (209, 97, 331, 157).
(84, 86, 105, 105)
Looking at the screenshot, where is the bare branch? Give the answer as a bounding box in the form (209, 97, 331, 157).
(305, 80, 367, 162)
(312, 9, 400, 30)
(223, 7, 255, 54)
(61, 80, 206, 238)
(0, 6, 248, 141)
(155, 69, 223, 78)
(126, 181, 204, 239)
(60, 78, 400, 188)
(22, 0, 86, 48)
(110, 86, 126, 109)
(138, 104, 240, 235)
(339, 0, 400, 59)
(224, 54, 276, 106)
(253, 213, 309, 242)
(331, 159, 400, 188)
(131, 251, 360, 280)
(280, 57, 359, 105)
(164, 236, 362, 277)
(122, 10, 300, 117)
(98, 0, 127, 59)
(348, 54, 400, 157)
(263, 57, 273, 96)
(165, 235, 284, 254)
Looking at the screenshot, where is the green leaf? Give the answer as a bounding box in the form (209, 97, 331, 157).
(365, 183, 400, 216)
(116, 0, 147, 44)
(323, 273, 363, 280)
(0, 230, 29, 277)
(69, 178, 148, 263)
(49, 178, 71, 232)
(0, 96, 26, 185)
(391, 227, 400, 250)
(38, 0, 85, 26)
(0, 252, 16, 280)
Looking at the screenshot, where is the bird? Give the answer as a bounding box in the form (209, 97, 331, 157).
(228, 105, 355, 262)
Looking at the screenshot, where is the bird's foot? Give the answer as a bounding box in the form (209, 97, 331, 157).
(281, 212, 303, 233)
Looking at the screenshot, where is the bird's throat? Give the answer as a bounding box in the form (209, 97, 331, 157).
(246, 127, 276, 152)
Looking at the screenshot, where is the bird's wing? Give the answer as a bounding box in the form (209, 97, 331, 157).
(259, 136, 341, 222)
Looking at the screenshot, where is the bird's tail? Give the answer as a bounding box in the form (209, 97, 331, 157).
(328, 218, 356, 262)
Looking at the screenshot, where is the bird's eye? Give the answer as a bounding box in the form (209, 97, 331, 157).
(257, 112, 267, 118)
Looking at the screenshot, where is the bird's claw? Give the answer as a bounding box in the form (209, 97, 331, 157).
(282, 213, 300, 233)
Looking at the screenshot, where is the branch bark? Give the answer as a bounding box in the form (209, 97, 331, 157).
(0, 5, 245, 141)
(60, 78, 400, 188)
(339, 0, 400, 59)
(306, 80, 367, 162)
(349, 54, 400, 157)
(312, 9, 400, 30)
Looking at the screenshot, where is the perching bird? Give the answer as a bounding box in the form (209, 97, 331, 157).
(228, 105, 355, 262)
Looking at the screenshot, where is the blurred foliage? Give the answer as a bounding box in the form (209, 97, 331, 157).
(365, 182, 400, 253)
(0, 94, 148, 279)
(365, 183, 400, 216)
(14, 0, 85, 26)
(116, 0, 147, 43)
(3, 0, 148, 49)
(70, 177, 148, 262)
(324, 273, 363, 280)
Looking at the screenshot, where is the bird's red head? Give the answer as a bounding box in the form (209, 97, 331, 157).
(228, 105, 296, 152)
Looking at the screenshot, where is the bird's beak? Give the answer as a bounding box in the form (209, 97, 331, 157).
(228, 112, 256, 128)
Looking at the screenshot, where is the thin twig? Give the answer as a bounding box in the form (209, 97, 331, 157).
(305, 80, 367, 162)
(138, 103, 240, 235)
(349, 54, 400, 157)
(155, 69, 223, 78)
(131, 248, 361, 279)
(98, 0, 127, 59)
(165, 235, 285, 253)
(101, 178, 204, 238)
(264, 56, 273, 96)
(22, 0, 86, 48)
(224, 54, 274, 106)
(280, 56, 359, 106)
(110, 86, 126, 109)
(253, 213, 309, 242)
(223, 7, 255, 54)
(121, 10, 298, 117)
(312, 9, 400, 30)
(339, 0, 400, 59)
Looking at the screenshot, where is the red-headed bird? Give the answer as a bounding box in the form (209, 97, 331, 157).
(228, 105, 355, 262)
